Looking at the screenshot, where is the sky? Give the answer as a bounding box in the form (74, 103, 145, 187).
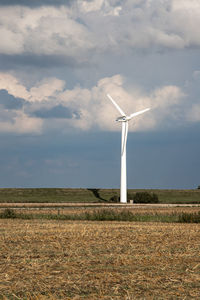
(0, 0, 200, 189)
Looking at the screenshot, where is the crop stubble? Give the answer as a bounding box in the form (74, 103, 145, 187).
(0, 220, 199, 299)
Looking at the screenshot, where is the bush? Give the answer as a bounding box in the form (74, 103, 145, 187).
(127, 193, 135, 202)
(178, 212, 200, 223)
(84, 209, 134, 221)
(0, 208, 17, 218)
(131, 192, 159, 203)
(109, 195, 120, 202)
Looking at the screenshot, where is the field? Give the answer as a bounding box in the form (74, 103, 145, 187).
(0, 218, 200, 299)
(0, 188, 200, 204)
(0, 189, 199, 299)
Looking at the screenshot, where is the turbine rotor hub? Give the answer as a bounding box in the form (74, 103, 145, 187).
(116, 116, 128, 122)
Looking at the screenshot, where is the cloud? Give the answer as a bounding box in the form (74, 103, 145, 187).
(193, 70, 200, 80)
(0, 72, 29, 99)
(77, 0, 200, 52)
(0, 89, 24, 109)
(0, 73, 65, 102)
(32, 105, 76, 119)
(0, 72, 191, 134)
(0, 54, 82, 70)
(87, 75, 186, 132)
(0, 0, 200, 66)
(0, 73, 44, 133)
(0, 110, 43, 134)
(0, 0, 72, 7)
(0, 5, 94, 59)
(187, 104, 200, 123)
(29, 78, 65, 102)
(77, 0, 122, 15)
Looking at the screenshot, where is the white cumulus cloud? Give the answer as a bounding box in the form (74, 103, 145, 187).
(0, 1, 200, 62)
(0, 72, 192, 134)
(0, 5, 94, 59)
(0, 73, 29, 99)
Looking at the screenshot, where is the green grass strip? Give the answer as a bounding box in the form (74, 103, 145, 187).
(1, 208, 200, 223)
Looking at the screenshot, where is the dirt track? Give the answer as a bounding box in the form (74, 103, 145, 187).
(0, 202, 200, 208)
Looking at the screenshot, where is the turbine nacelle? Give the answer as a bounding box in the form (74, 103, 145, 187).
(116, 116, 127, 122)
(116, 115, 134, 122)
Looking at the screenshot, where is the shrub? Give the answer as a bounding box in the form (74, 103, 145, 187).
(109, 195, 120, 202)
(0, 208, 17, 218)
(132, 192, 159, 203)
(84, 209, 134, 221)
(178, 212, 200, 223)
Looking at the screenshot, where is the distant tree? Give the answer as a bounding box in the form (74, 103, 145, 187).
(198, 186, 200, 190)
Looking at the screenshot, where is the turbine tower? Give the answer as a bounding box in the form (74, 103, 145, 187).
(107, 94, 150, 203)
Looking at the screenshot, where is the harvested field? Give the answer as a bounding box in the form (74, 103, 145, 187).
(0, 219, 199, 299)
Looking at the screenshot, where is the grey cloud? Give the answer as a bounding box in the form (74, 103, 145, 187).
(31, 105, 79, 119)
(0, 108, 17, 122)
(0, 89, 24, 109)
(0, 0, 72, 7)
(0, 54, 86, 70)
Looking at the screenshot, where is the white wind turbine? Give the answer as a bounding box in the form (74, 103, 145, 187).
(107, 94, 150, 203)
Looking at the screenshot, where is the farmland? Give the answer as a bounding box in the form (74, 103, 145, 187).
(0, 219, 200, 299)
(0, 189, 199, 299)
(0, 188, 199, 204)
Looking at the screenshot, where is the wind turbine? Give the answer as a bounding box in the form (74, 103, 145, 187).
(107, 93, 150, 203)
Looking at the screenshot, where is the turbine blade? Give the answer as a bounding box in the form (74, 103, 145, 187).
(129, 108, 150, 119)
(122, 121, 128, 156)
(107, 94, 126, 116)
